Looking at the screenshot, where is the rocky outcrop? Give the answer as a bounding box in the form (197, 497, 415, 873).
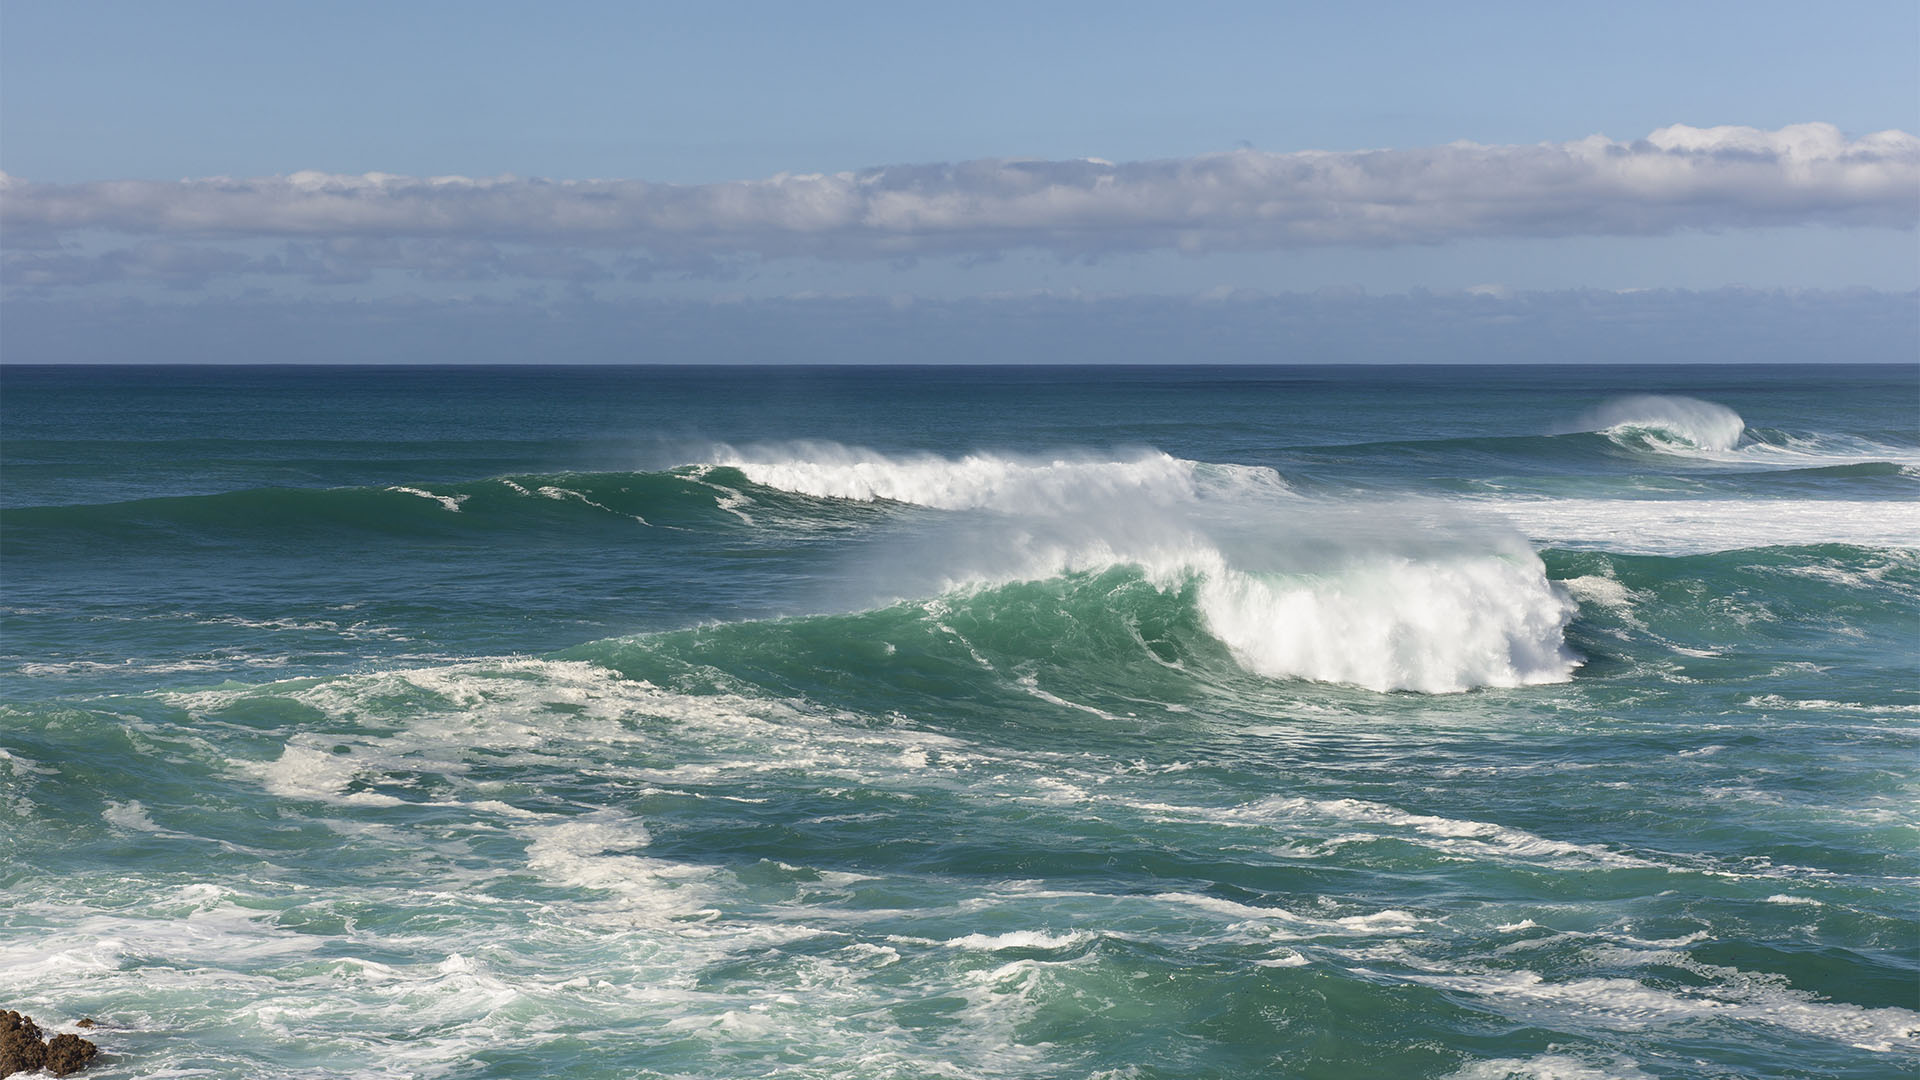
(0, 1012, 97, 1078)
(0, 1012, 44, 1078)
(41, 1035, 95, 1078)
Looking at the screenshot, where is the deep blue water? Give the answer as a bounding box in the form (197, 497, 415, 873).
(2, 364, 1916, 1079)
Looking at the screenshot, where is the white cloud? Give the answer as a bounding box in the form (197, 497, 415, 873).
(2, 124, 1912, 265)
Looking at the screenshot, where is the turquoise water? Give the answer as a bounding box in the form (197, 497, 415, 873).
(2, 364, 1916, 1079)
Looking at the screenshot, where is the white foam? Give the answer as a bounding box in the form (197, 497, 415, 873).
(17, 653, 296, 677)
(1247, 795, 1657, 869)
(1398, 967, 1920, 1052)
(1256, 951, 1311, 968)
(942, 930, 1094, 951)
(682, 465, 758, 524)
(535, 484, 650, 526)
(1559, 574, 1638, 613)
(386, 485, 467, 512)
(199, 657, 980, 827)
(238, 743, 407, 807)
(520, 811, 725, 916)
(1745, 693, 1920, 715)
(1729, 432, 1920, 470)
(1445, 1052, 1656, 1080)
(102, 799, 160, 831)
(1196, 551, 1579, 694)
(1158, 891, 1424, 938)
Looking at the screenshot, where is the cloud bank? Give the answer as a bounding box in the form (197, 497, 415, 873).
(4, 124, 1913, 269)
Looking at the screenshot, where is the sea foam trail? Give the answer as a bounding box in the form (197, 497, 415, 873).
(694, 443, 1577, 694)
(1489, 497, 1920, 555)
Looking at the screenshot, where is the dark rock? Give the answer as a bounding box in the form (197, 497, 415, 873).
(70, 1022, 92, 1031)
(44, 1034, 96, 1077)
(0, 1011, 47, 1078)
(0, 1012, 97, 1077)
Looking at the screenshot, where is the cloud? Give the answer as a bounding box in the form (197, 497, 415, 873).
(264, 238, 614, 285)
(1, 241, 258, 289)
(3, 124, 1912, 267)
(1, 237, 628, 292)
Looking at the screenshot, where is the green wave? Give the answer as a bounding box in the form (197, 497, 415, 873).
(564, 566, 1265, 720)
(557, 546, 1918, 710)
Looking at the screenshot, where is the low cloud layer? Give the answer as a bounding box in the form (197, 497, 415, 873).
(4, 124, 1913, 269)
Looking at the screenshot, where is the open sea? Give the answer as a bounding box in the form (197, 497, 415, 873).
(1, 363, 1916, 1079)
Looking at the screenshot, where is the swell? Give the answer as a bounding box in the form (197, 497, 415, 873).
(0, 467, 872, 549)
(0, 448, 1287, 552)
(9, 430, 1913, 555)
(1295, 429, 1920, 474)
(9, 539, 1911, 717)
(1546, 543, 1920, 608)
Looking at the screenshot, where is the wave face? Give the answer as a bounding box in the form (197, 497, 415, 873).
(3, 363, 1917, 1080)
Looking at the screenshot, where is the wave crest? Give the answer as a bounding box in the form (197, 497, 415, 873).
(703, 443, 1286, 513)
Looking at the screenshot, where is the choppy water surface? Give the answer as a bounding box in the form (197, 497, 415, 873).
(3, 364, 1916, 1079)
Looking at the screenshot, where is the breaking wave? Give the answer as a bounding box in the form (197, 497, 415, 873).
(673, 443, 1577, 694)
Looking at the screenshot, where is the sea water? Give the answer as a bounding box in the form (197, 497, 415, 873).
(1, 364, 1915, 1078)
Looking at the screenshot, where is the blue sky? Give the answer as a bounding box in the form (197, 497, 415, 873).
(1, 1, 1915, 361)
(6, 1, 1915, 183)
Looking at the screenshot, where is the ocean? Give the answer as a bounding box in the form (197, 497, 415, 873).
(1, 363, 1915, 1079)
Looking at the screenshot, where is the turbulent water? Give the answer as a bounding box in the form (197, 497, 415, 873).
(2, 364, 1915, 1079)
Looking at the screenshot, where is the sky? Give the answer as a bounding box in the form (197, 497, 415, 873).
(1, 0, 1915, 362)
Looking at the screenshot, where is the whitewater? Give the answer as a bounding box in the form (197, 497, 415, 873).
(2, 364, 1915, 1079)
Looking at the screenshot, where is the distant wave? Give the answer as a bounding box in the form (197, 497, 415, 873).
(1582, 395, 1747, 454)
(1575, 395, 1920, 471)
